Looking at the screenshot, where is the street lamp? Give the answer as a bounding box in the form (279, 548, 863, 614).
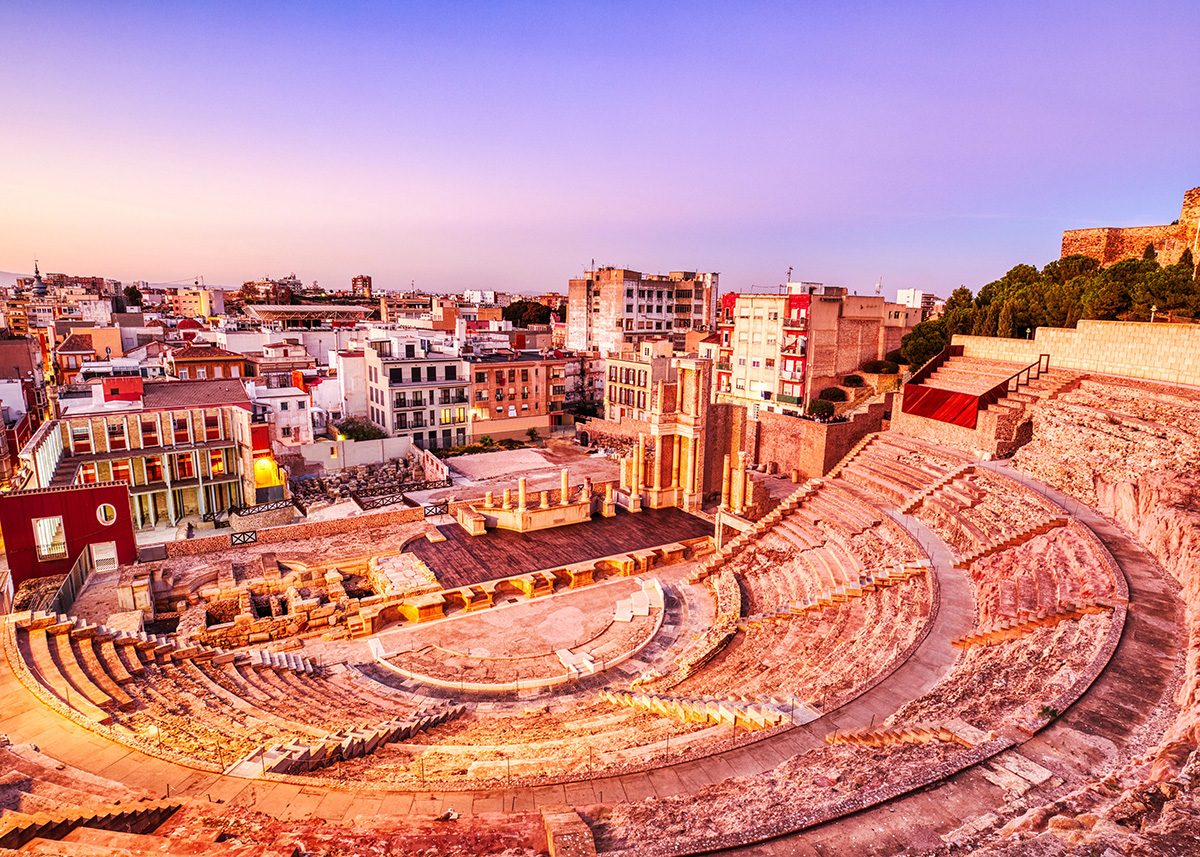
(1151, 305, 1158, 323)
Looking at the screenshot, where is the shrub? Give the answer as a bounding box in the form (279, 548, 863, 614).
(842, 374, 865, 387)
(499, 438, 524, 450)
(479, 435, 495, 448)
(862, 359, 900, 374)
(818, 386, 847, 402)
(807, 400, 835, 419)
(525, 427, 541, 442)
(885, 349, 904, 364)
(335, 416, 387, 441)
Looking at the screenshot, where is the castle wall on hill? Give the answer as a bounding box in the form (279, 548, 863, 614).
(954, 319, 1200, 386)
(1061, 186, 1200, 266)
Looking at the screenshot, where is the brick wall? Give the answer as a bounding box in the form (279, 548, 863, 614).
(1061, 223, 1190, 265)
(955, 320, 1200, 386)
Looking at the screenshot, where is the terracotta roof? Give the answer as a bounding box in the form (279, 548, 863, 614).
(170, 342, 245, 361)
(142, 378, 251, 410)
(57, 333, 95, 354)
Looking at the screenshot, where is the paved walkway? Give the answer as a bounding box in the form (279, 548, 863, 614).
(0, 497, 974, 825)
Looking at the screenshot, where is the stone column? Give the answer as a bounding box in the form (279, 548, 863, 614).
(484, 490, 494, 508)
(731, 451, 746, 514)
(560, 467, 570, 506)
(502, 487, 512, 509)
(635, 433, 646, 492)
(653, 435, 664, 491)
(517, 477, 528, 512)
(582, 476, 593, 504)
(670, 435, 681, 489)
(720, 454, 732, 509)
(540, 490, 549, 508)
(684, 437, 696, 494)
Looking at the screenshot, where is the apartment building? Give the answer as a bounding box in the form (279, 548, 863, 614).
(565, 268, 718, 354)
(166, 341, 246, 380)
(604, 339, 676, 421)
(244, 339, 317, 382)
(714, 283, 917, 414)
(466, 350, 569, 441)
(249, 384, 314, 446)
(167, 287, 226, 318)
(363, 334, 469, 449)
(18, 377, 276, 528)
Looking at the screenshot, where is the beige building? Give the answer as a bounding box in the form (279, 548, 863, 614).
(604, 340, 676, 421)
(565, 268, 717, 355)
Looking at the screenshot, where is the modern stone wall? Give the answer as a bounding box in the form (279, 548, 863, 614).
(955, 320, 1200, 387)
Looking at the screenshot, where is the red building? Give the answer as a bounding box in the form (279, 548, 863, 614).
(0, 482, 138, 592)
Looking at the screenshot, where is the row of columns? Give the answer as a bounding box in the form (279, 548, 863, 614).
(480, 468, 592, 511)
(618, 431, 699, 508)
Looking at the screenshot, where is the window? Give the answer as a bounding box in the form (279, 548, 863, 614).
(97, 504, 117, 525)
(178, 368, 189, 380)
(475, 371, 486, 383)
(280, 401, 289, 411)
(445, 366, 457, 381)
(230, 365, 240, 378)
(282, 426, 293, 437)
(213, 365, 223, 378)
(33, 516, 67, 561)
(197, 367, 207, 380)
(411, 367, 421, 382)
(426, 366, 437, 382)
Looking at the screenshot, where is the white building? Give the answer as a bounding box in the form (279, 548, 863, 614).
(248, 384, 314, 447)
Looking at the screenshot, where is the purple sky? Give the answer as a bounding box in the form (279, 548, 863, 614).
(3, 1, 1197, 299)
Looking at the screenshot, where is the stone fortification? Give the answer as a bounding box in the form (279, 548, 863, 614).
(1061, 186, 1200, 266)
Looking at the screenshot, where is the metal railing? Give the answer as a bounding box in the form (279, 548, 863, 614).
(230, 497, 307, 518)
(49, 549, 94, 615)
(231, 530, 257, 546)
(424, 501, 449, 517)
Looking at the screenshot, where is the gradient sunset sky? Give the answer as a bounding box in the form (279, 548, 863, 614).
(2, 1, 1197, 297)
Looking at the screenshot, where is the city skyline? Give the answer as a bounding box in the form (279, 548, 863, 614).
(3, 1, 1197, 299)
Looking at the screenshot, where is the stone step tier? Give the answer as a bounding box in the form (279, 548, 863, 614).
(690, 480, 823, 584)
(955, 516, 1070, 568)
(951, 601, 1119, 649)
(599, 689, 788, 730)
(242, 703, 467, 776)
(736, 563, 930, 631)
(0, 798, 182, 851)
(898, 462, 979, 514)
(825, 718, 987, 749)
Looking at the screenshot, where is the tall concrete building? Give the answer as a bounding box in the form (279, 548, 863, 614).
(565, 268, 717, 354)
(714, 283, 917, 414)
(896, 288, 939, 320)
(351, 274, 373, 298)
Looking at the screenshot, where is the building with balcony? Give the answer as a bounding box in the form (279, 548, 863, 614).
(565, 268, 718, 355)
(363, 334, 469, 449)
(17, 377, 274, 528)
(714, 283, 917, 414)
(465, 350, 570, 441)
(604, 340, 676, 422)
(243, 338, 317, 382)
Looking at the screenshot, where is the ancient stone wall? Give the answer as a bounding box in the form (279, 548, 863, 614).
(162, 507, 426, 558)
(955, 320, 1200, 386)
(755, 399, 888, 478)
(1061, 186, 1200, 266)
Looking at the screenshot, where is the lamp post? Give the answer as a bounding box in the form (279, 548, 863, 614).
(1151, 304, 1158, 323)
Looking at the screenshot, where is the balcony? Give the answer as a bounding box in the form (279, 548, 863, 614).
(777, 393, 803, 405)
(783, 318, 807, 330)
(716, 361, 732, 371)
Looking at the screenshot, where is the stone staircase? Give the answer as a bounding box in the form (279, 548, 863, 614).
(898, 462, 978, 514)
(689, 479, 823, 584)
(825, 433, 878, 480)
(826, 718, 988, 749)
(955, 516, 1069, 568)
(599, 689, 789, 730)
(736, 562, 930, 631)
(951, 601, 1117, 649)
(236, 703, 466, 776)
(0, 798, 182, 850)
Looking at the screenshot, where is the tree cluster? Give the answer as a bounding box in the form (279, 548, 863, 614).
(502, 299, 563, 327)
(900, 251, 1197, 368)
